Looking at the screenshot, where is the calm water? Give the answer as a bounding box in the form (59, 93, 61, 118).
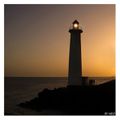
(5, 77, 114, 115)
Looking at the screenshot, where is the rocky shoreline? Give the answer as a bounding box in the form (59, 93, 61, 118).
(18, 80, 115, 115)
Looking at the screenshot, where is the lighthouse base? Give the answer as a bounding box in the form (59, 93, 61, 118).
(68, 77, 89, 86)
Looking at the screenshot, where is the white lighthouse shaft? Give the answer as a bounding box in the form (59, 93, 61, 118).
(68, 20, 83, 86)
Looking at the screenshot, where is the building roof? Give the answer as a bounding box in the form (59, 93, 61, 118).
(73, 20, 79, 24)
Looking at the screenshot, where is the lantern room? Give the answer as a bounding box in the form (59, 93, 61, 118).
(73, 20, 79, 29)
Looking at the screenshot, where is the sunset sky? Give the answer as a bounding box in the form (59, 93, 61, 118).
(5, 4, 115, 77)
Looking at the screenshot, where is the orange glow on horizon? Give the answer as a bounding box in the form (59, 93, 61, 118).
(5, 5, 115, 77)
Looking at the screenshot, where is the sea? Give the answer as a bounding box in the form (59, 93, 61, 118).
(5, 77, 115, 115)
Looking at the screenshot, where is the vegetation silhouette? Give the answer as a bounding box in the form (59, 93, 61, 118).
(18, 80, 115, 115)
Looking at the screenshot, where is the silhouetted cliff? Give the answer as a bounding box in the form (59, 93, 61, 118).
(18, 80, 115, 115)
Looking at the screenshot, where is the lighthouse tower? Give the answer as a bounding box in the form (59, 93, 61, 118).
(68, 20, 83, 86)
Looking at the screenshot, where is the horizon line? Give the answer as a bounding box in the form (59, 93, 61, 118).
(5, 76, 115, 78)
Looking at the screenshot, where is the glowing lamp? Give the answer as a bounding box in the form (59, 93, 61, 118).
(73, 23, 78, 28)
(73, 20, 79, 29)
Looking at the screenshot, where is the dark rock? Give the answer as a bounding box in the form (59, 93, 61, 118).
(18, 80, 115, 115)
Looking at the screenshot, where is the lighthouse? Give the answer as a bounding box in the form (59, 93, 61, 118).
(68, 20, 83, 86)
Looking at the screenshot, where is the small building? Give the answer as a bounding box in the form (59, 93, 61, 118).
(89, 80, 95, 86)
